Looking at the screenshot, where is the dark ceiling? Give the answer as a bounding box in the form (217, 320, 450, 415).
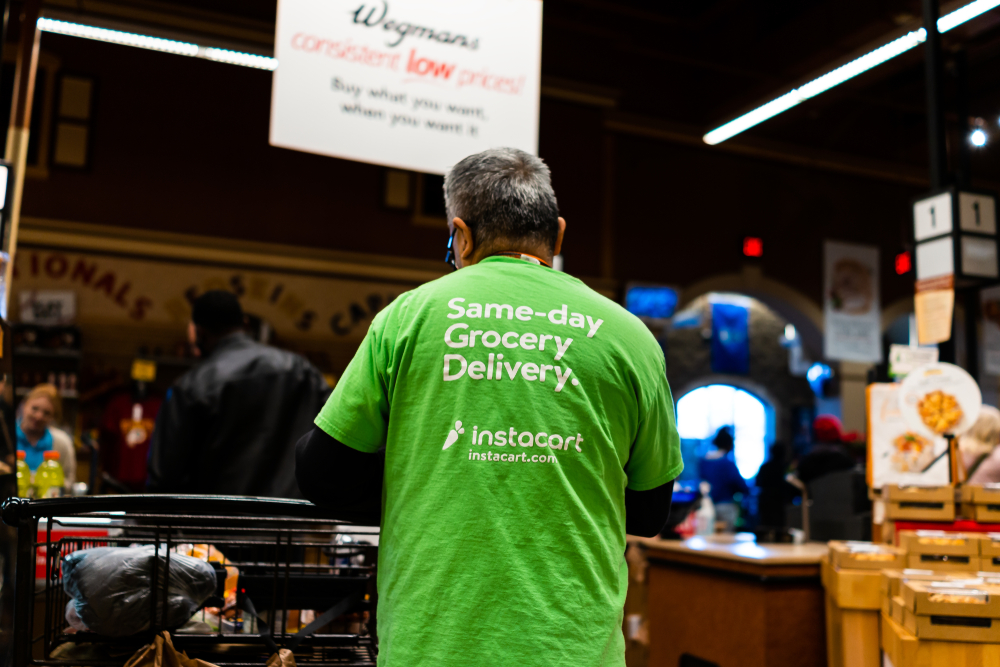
(42, 0, 1000, 185)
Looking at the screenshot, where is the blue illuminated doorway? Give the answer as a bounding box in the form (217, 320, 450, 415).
(676, 384, 772, 479)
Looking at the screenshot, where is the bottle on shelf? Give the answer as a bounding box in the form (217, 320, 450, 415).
(15, 450, 32, 498)
(34, 451, 65, 499)
(695, 481, 716, 536)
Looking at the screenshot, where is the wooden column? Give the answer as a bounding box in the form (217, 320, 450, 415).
(3, 0, 42, 311)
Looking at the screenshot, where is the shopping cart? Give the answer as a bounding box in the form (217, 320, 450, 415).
(1, 495, 379, 667)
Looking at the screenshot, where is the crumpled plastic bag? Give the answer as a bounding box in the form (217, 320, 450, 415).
(172, 543, 239, 609)
(123, 632, 296, 667)
(63, 546, 217, 637)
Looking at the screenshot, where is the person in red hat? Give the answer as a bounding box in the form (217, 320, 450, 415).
(796, 414, 858, 485)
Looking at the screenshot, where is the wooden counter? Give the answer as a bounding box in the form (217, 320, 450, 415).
(636, 536, 827, 667)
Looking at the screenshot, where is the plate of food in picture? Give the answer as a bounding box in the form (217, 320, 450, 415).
(899, 362, 982, 439)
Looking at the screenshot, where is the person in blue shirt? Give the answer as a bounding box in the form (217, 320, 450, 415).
(16, 384, 76, 488)
(698, 426, 749, 532)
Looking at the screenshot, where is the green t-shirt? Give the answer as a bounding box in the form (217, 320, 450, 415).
(316, 256, 683, 666)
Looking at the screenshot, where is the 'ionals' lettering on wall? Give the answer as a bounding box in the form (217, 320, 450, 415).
(441, 297, 604, 393)
(13, 250, 411, 340)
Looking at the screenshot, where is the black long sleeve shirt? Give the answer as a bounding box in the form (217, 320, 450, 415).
(296, 425, 673, 536)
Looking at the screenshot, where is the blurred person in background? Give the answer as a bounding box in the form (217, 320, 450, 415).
(147, 290, 329, 497)
(755, 441, 797, 527)
(796, 414, 857, 485)
(698, 426, 748, 531)
(961, 405, 1000, 485)
(17, 383, 75, 489)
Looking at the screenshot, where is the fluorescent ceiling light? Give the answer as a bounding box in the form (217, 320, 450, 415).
(37, 17, 277, 71)
(703, 0, 1000, 145)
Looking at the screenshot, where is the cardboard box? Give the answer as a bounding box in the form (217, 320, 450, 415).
(825, 564, 883, 610)
(900, 530, 982, 556)
(959, 486, 1000, 522)
(975, 504, 1000, 523)
(965, 485, 1000, 504)
(902, 580, 1000, 618)
(825, 595, 879, 667)
(907, 553, 981, 571)
(887, 501, 956, 521)
(887, 485, 956, 503)
(886, 486, 956, 520)
(981, 556, 1000, 573)
(961, 485, 977, 504)
(828, 541, 905, 571)
(881, 569, 950, 599)
(981, 534, 1000, 558)
(880, 613, 912, 667)
(881, 569, 986, 600)
(902, 605, 1000, 642)
(891, 595, 907, 625)
(881, 611, 1000, 666)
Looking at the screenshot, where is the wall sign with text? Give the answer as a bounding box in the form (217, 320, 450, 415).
(270, 0, 543, 174)
(11, 249, 420, 342)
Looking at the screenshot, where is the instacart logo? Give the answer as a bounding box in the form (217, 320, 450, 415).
(441, 418, 584, 454)
(442, 421, 465, 450)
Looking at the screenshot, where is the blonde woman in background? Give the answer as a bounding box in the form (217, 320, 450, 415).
(16, 384, 75, 490)
(961, 405, 1000, 485)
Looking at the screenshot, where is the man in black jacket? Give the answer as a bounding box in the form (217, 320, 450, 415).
(147, 290, 329, 497)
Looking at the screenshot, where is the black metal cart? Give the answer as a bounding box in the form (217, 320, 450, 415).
(1, 495, 378, 667)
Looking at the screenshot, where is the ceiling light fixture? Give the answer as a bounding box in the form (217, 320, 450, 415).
(36, 17, 277, 71)
(970, 128, 988, 146)
(703, 0, 1000, 145)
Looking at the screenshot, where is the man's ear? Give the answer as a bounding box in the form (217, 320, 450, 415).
(188, 321, 202, 357)
(452, 217, 475, 267)
(553, 217, 567, 257)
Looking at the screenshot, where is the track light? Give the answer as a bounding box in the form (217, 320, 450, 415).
(36, 18, 277, 71)
(704, 0, 1000, 145)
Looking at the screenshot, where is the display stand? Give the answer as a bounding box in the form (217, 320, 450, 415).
(947, 433, 959, 485)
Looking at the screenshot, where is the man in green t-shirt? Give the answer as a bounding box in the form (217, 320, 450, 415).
(296, 147, 683, 666)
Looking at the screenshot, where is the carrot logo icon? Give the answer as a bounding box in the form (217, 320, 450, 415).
(443, 421, 465, 450)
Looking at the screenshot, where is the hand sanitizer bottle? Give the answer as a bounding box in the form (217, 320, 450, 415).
(696, 481, 716, 536)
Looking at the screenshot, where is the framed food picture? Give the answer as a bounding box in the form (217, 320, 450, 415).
(899, 363, 981, 439)
(868, 383, 951, 489)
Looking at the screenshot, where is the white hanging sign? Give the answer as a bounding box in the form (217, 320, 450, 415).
(823, 241, 882, 363)
(270, 0, 543, 175)
(982, 286, 1000, 375)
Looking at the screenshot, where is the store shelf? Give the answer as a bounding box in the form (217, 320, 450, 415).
(13, 347, 82, 360)
(144, 356, 197, 367)
(15, 387, 78, 399)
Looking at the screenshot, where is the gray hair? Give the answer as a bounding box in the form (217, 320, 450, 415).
(443, 148, 560, 252)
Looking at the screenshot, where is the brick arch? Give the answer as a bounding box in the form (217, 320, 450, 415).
(677, 268, 824, 359)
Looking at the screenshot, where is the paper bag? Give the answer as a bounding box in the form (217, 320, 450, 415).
(266, 649, 297, 667)
(124, 632, 297, 667)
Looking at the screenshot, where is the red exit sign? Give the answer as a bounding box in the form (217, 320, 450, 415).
(743, 237, 763, 257)
(895, 251, 911, 275)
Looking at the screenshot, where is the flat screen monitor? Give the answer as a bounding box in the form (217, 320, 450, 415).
(625, 285, 679, 320)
